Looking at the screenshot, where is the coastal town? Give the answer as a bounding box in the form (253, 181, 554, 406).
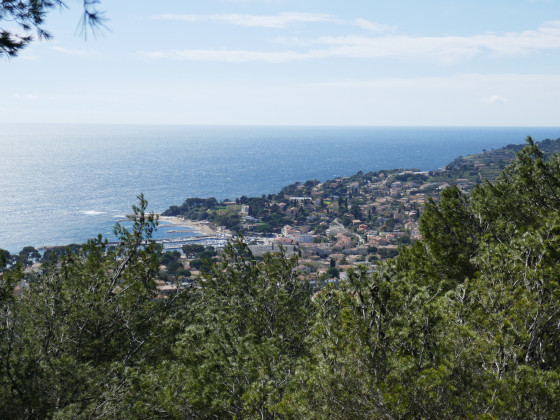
(156, 138, 559, 292)
(7, 137, 560, 298)
(156, 167, 470, 288)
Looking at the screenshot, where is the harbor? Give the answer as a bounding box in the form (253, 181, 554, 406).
(156, 234, 231, 250)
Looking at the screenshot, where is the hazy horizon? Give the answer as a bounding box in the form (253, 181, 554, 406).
(2, 0, 560, 127)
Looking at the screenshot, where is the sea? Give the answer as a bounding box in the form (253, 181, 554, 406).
(1, 125, 560, 253)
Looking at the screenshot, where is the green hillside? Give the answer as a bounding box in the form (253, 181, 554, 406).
(441, 137, 560, 183)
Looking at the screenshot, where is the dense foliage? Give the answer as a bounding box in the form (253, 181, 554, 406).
(2, 138, 560, 418)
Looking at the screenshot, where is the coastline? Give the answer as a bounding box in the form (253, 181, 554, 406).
(158, 215, 225, 237)
(5, 127, 559, 254)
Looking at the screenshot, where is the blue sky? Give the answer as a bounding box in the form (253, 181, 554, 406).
(2, 0, 560, 125)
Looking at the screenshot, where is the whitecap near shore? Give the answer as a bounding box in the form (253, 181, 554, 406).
(81, 210, 107, 216)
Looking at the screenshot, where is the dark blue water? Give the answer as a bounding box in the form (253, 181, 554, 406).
(1, 125, 559, 252)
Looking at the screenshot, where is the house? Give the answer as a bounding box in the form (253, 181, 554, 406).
(249, 243, 298, 257)
(282, 225, 302, 238)
(326, 220, 347, 236)
(274, 237, 299, 246)
(287, 196, 312, 203)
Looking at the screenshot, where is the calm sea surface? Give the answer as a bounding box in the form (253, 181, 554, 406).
(1, 125, 559, 252)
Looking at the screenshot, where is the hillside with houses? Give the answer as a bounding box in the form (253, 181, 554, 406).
(160, 137, 560, 284)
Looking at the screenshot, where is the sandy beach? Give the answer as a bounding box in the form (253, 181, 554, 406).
(158, 215, 225, 236)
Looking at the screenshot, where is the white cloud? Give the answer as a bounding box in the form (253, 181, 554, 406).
(305, 20, 560, 59)
(139, 21, 560, 63)
(288, 73, 560, 125)
(151, 12, 395, 32)
(138, 49, 322, 63)
(482, 95, 509, 104)
(14, 94, 39, 100)
(152, 12, 332, 28)
(350, 18, 396, 33)
(301, 73, 560, 90)
(50, 47, 101, 57)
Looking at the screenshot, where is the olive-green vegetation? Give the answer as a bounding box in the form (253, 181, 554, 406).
(158, 250, 191, 282)
(2, 139, 560, 418)
(163, 197, 244, 231)
(433, 137, 560, 184)
(0, 195, 182, 418)
(163, 195, 292, 234)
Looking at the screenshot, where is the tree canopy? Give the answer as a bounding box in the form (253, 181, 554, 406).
(0, 0, 106, 57)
